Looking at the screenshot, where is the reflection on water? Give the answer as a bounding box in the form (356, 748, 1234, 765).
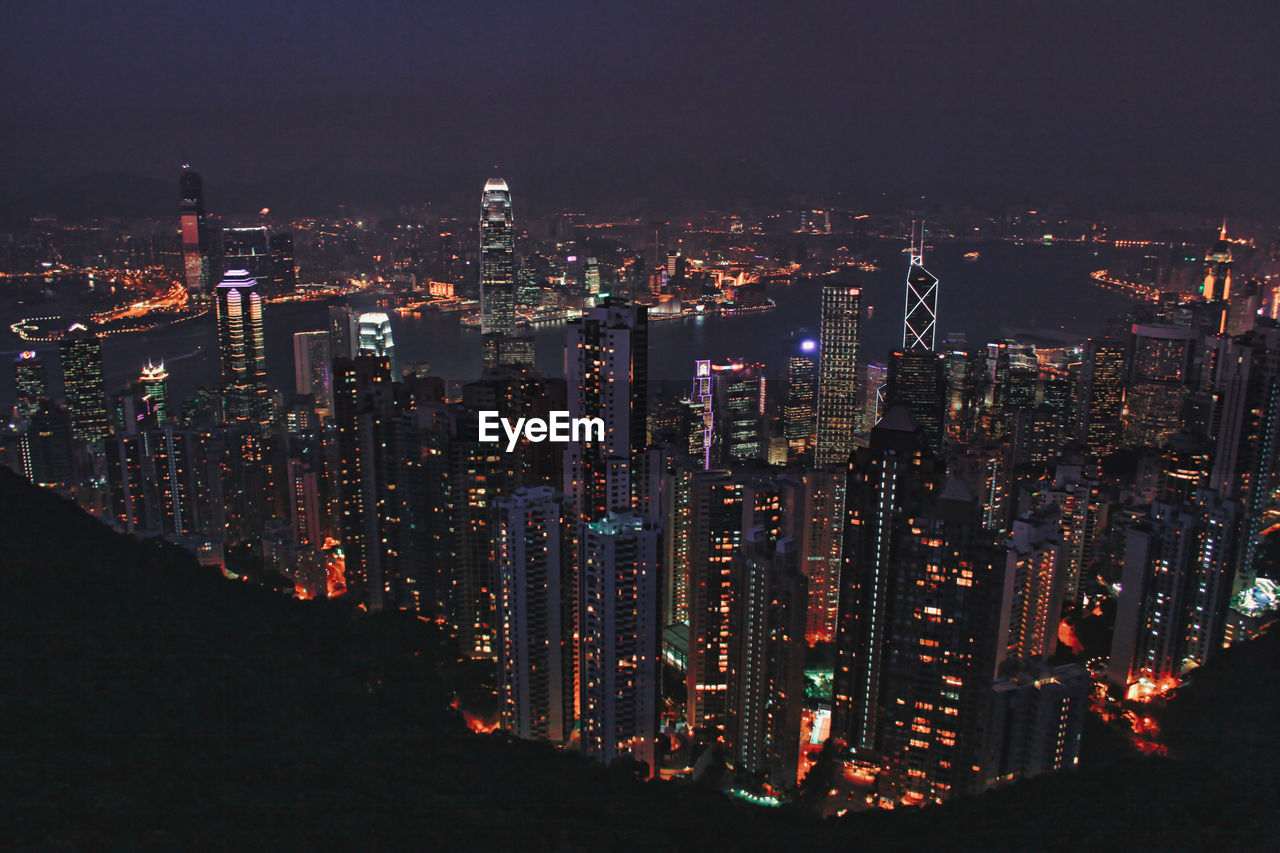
(1, 239, 1136, 408)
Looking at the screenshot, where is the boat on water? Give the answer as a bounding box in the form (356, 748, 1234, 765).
(963, 251, 980, 262)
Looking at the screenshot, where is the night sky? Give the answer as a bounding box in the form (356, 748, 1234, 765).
(2, 0, 1277, 214)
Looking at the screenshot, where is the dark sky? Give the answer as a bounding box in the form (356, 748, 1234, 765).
(2, 0, 1278, 215)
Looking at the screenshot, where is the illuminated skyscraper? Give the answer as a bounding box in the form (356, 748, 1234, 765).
(58, 324, 109, 444)
(685, 470, 743, 731)
(215, 269, 269, 425)
(1080, 339, 1126, 456)
(1109, 493, 1237, 696)
(1207, 321, 1280, 594)
(563, 301, 649, 525)
(712, 360, 765, 464)
(139, 361, 169, 424)
(480, 176, 516, 339)
(357, 312, 396, 375)
(903, 223, 940, 352)
(814, 285, 862, 466)
(784, 336, 818, 463)
(180, 167, 208, 296)
(1126, 323, 1195, 447)
(886, 349, 946, 454)
(12, 350, 48, 421)
(726, 530, 806, 788)
(578, 511, 660, 775)
(833, 408, 1007, 802)
(497, 487, 573, 744)
(1202, 222, 1233, 301)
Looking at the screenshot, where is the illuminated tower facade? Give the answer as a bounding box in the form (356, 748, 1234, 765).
(58, 324, 109, 444)
(834, 408, 1007, 803)
(814, 285, 862, 466)
(179, 167, 208, 296)
(139, 361, 169, 424)
(1080, 339, 1126, 457)
(497, 487, 573, 744)
(578, 512, 661, 775)
(357, 312, 396, 375)
(480, 176, 516, 338)
(886, 227, 945, 452)
(903, 223, 939, 352)
(1202, 223, 1233, 301)
(215, 269, 269, 424)
(784, 336, 818, 464)
(13, 350, 48, 420)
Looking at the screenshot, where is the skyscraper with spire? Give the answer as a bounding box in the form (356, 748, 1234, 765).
(1203, 220, 1233, 301)
(902, 221, 939, 351)
(886, 222, 946, 452)
(480, 176, 516, 357)
(180, 167, 209, 297)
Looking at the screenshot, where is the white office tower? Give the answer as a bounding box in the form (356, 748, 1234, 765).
(578, 512, 660, 775)
(497, 487, 572, 743)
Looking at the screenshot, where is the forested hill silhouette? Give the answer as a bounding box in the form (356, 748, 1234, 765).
(2, 466, 1276, 850)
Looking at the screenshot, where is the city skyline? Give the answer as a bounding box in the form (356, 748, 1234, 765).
(4, 2, 1280, 847)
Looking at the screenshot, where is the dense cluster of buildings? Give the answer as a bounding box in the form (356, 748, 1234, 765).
(3, 173, 1279, 809)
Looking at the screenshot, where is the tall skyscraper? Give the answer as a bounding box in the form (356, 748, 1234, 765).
(886, 349, 946, 453)
(885, 229, 946, 452)
(784, 336, 818, 464)
(180, 167, 208, 296)
(293, 331, 333, 416)
(139, 361, 169, 424)
(497, 487, 573, 744)
(1202, 223, 1233, 301)
(725, 530, 806, 788)
(215, 269, 269, 424)
(12, 350, 48, 421)
(1207, 322, 1280, 594)
(814, 285, 862, 466)
(563, 301, 649, 525)
(357, 312, 396, 375)
(685, 469, 744, 731)
(1109, 494, 1237, 697)
(578, 511, 660, 774)
(903, 223, 940, 352)
(712, 360, 765, 463)
(58, 324, 109, 444)
(1127, 324, 1195, 447)
(834, 407, 1007, 803)
(480, 176, 516, 339)
(1080, 339, 1126, 456)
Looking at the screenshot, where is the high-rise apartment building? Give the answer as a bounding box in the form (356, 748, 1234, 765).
(578, 512, 660, 775)
(497, 487, 573, 744)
